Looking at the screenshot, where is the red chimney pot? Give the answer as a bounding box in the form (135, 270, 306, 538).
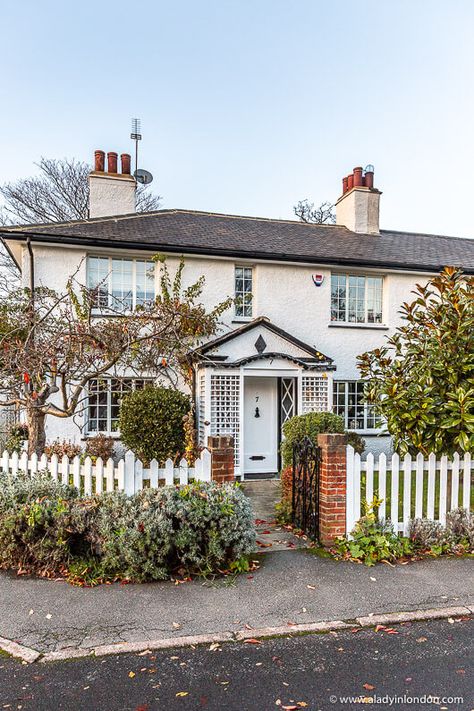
(94, 150, 105, 172)
(347, 173, 354, 190)
(107, 152, 118, 173)
(364, 169, 374, 189)
(353, 166, 363, 187)
(121, 153, 131, 175)
(342, 176, 348, 194)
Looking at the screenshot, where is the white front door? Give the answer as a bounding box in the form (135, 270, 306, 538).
(244, 376, 278, 475)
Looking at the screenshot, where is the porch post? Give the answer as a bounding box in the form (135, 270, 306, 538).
(317, 432, 348, 547)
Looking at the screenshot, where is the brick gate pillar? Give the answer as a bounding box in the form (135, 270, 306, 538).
(207, 435, 235, 483)
(317, 433, 348, 547)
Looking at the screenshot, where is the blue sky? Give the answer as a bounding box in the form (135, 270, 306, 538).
(2, 0, 474, 238)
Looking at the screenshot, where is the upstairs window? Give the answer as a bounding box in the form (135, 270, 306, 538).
(234, 266, 253, 319)
(333, 380, 380, 431)
(331, 274, 383, 324)
(87, 256, 155, 311)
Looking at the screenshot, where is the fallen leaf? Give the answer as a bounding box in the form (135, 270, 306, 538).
(282, 706, 298, 710)
(45, 614, 52, 620)
(416, 636, 428, 643)
(209, 643, 220, 651)
(138, 650, 151, 656)
(275, 701, 282, 707)
(306, 585, 316, 590)
(128, 671, 136, 678)
(256, 662, 263, 666)
(176, 692, 189, 697)
(369, 577, 376, 582)
(244, 623, 253, 630)
(297, 704, 308, 708)
(244, 638, 262, 645)
(363, 683, 375, 690)
(28, 610, 34, 616)
(456, 669, 465, 675)
(172, 622, 181, 630)
(375, 625, 386, 632)
(447, 618, 455, 624)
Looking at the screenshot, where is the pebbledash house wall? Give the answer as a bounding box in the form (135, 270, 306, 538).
(20, 241, 430, 455)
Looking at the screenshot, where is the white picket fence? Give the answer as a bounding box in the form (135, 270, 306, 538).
(0, 449, 212, 496)
(346, 446, 473, 535)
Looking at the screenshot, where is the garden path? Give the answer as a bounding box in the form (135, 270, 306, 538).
(241, 480, 309, 552)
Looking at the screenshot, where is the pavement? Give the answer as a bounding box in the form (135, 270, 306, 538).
(0, 617, 471, 710)
(0, 479, 472, 661)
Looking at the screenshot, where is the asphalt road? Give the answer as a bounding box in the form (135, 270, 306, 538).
(0, 618, 471, 711)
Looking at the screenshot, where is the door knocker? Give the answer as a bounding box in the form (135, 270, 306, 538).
(254, 406, 260, 418)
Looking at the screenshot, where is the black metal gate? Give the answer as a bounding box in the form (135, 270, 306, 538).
(292, 436, 321, 540)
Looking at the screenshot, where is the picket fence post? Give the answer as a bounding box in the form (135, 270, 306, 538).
(124, 451, 135, 496)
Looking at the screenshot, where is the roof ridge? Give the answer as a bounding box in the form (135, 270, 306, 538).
(380, 228, 474, 244)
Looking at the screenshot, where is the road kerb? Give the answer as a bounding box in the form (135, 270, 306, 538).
(0, 636, 41, 663)
(40, 648, 94, 663)
(94, 632, 235, 657)
(235, 620, 351, 640)
(356, 606, 471, 627)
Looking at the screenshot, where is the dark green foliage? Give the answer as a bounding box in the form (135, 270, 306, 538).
(358, 267, 474, 456)
(0, 473, 256, 583)
(281, 412, 345, 468)
(119, 386, 190, 464)
(346, 431, 366, 455)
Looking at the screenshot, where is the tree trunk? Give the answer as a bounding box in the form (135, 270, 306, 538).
(26, 406, 47, 457)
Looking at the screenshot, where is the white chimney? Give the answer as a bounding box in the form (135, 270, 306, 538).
(88, 150, 136, 218)
(335, 165, 381, 234)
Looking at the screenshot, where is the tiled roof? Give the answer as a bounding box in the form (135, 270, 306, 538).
(3, 209, 474, 273)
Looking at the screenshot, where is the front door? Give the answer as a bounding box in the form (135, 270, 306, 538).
(244, 376, 278, 475)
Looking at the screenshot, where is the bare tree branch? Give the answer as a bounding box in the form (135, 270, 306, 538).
(0, 156, 162, 225)
(293, 199, 335, 224)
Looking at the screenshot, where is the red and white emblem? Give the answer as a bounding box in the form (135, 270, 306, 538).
(312, 274, 324, 287)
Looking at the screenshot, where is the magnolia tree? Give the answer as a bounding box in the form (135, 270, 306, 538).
(0, 257, 231, 455)
(358, 267, 474, 456)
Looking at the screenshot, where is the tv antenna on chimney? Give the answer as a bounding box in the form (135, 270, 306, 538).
(130, 118, 142, 174)
(130, 117, 154, 186)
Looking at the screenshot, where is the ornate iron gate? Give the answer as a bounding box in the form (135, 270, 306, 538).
(292, 436, 321, 540)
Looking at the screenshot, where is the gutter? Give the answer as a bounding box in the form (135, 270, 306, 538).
(1, 229, 473, 276)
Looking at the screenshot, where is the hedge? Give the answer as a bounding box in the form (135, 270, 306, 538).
(0, 471, 256, 583)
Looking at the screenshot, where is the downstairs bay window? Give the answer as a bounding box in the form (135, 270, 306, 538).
(86, 378, 149, 435)
(333, 380, 380, 431)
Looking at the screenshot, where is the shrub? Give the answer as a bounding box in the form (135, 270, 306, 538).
(5, 423, 28, 454)
(84, 434, 115, 462)
(0, 471, 97, 576)
(44, 439, 82, 459)
(408, 518, 446, 552)
(445, 507, 473, 548)
(97, 482, 255, 581)
(335, 498, 413, 566)
(119, 386, 190, 464)
(0, 472, 256, 583)
(281, 412, 345, 467)
(346, 431, 366, 455)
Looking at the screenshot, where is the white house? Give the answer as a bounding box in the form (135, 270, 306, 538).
(2, 151, 474, 477)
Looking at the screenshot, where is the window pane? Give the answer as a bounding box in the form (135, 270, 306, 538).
(87, 256, 109, 308)
(331, 274, 346, 322)
(235, 266, 253, 318)
(367, 277, 383, 323)
(334, 380, 378, 430)
(136, 260, 155, 306)
(111, 259, 133, 310)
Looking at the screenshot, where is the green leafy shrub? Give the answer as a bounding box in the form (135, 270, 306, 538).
(409, 508, 473, 554)
(346, 431, 366, 455)
(84, 434, 115, 462)
(5, 423, 28, 454)
(445, 507, 473, 549)
(408, 518, 446, 553)
(119, 386, 190, 464)
(0, 471, 97, 576)
(0, 472, 255, 583)
(281, 412, 345, 467)
(335, 498, 413, 566)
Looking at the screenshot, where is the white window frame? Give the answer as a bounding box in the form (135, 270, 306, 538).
(330, 273, 384, 325)
(85, 377, 150, 436)
(234, 265, 253, 320)
(333, 380, 380, 433)
(87, 255, 156, 312)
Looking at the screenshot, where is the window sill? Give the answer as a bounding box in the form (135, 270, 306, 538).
(232, 317, 253, 324)
(328, 322, 389, 330)
(82, 433, 121, 440)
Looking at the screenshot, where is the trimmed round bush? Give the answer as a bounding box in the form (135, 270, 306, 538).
(119, 386, 190, 464)
(281, 412, 345, 467)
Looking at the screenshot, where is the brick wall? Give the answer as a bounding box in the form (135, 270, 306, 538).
(317, 432, 348, 546)
(207, 435, 235, 483)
